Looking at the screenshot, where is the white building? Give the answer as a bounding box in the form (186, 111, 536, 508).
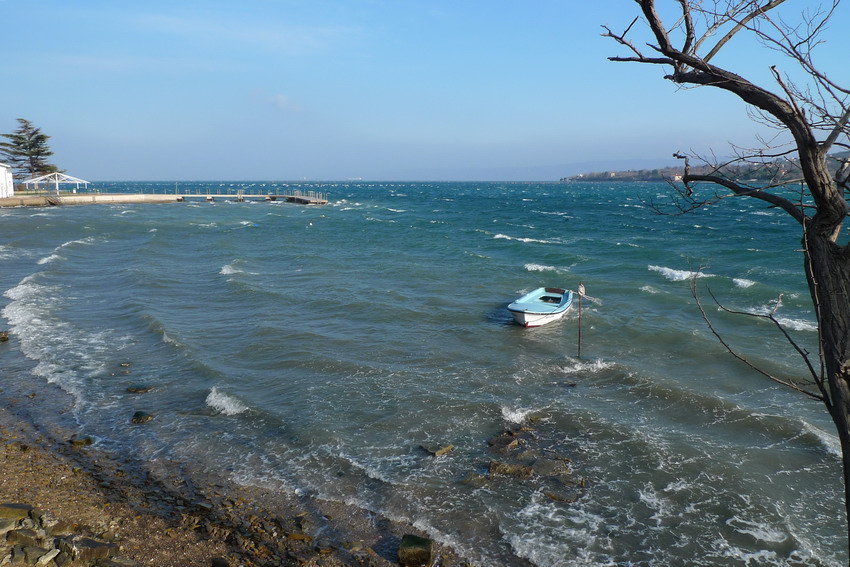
(0, 164, 13, 198)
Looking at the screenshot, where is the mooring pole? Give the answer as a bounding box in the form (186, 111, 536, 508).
(577, 282, 585, 358)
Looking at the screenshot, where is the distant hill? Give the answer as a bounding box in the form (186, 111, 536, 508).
(563, 152, 849, 183)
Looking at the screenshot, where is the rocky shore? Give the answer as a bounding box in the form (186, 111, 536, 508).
(0, 404, 470, 567)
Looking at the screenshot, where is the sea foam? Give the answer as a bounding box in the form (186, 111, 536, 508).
(494, 234, 558, 245)
(801, 420, 841, 457)
(648, 265, 714, 281)
(501, 406, 536, 424)
(733, 278, 757, 288)
(206, 387, 249, 416)
(524, 263, 566, 274)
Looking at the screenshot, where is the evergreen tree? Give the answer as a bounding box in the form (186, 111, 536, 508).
(0, 118, 59, 179)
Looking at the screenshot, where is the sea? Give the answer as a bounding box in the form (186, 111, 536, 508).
(0, 181, 843, 566)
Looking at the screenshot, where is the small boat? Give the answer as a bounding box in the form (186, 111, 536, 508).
(507, 287, 574, 327)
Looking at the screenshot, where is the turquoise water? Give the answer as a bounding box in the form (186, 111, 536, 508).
(0, 181, 842, 566)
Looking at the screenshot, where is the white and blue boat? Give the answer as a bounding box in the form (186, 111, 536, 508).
(507, 287, 574, 327)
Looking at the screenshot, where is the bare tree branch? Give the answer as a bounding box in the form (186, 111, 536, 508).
(703, 0, 788, 63)
(690, 275, 825, 401)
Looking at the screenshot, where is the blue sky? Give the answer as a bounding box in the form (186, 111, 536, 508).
(2, 1, 847, 181)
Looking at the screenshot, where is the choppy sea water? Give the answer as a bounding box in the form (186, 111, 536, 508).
(0, 181, 843, 566)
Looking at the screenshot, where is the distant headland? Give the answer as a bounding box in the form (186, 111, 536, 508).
(561, 163, 799, 183)
(562, 152, 848, 183)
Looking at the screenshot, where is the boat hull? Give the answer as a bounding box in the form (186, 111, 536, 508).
(507, 287, 573, 328)
(509, 309, 568, 328)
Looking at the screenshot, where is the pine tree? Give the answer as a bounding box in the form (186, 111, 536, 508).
(0, 118, 59, 179)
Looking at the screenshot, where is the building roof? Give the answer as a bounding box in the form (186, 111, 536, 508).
(23, 172, 89, 185)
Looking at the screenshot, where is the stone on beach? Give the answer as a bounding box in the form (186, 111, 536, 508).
(0, 504, 32, 521)
(58, 534, 117, 562)
(398, 533, 432, 567)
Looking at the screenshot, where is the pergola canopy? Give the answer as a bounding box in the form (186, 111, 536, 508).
(23, 172, 89, 194)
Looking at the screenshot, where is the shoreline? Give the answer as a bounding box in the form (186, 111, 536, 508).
(0, 393, 471, 566)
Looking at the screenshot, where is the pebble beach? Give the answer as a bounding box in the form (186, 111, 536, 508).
(0, 401, 467, 567)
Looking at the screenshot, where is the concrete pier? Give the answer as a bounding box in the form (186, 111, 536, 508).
(0, 192, 328, 208)
(0, 194, 182, 208)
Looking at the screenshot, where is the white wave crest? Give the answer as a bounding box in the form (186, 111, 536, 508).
(640, 285, 660, 294)
(775, 316, 817, 332)
(206, 387, 249, 416)
(648, 265, 713, 281)
(37, 253, 62, 265)
(752, 305, 817, 332)
(2, 275, 121, 405)
(524, 263, 566, 273)
(801, 421, 841, 457)
(37, 237, 97, 265)
(494, 234, 557, 245)
(559, 358, 615, 375)
(501, 406, 535, 424)
(733, 278, 756, 288)
(220, 264, 240, 275)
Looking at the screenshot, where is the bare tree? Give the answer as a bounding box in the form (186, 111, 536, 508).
(603, 0, 850, 561)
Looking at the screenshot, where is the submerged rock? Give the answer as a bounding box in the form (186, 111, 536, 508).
(487, 431, 521, 453)
(531, 458, 571, 477)
(420, 443, 455, 457)
(68, 435, 93, 448)
(398, 534, 432, 567)
(488, 461, 533, 480)
(0, 331, 9, 342)
(130, 411, 153, 424)
(126, 385, 153, 394)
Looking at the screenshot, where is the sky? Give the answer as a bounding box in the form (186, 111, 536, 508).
(2, 1, 848, 181)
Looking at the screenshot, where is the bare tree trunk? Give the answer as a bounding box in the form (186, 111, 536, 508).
(804, 231, 850, 562)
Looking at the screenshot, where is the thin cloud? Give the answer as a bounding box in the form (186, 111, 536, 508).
(269, 94, 303, 112)
(53, 53, 222, 74)
(134, 13, 355, 55)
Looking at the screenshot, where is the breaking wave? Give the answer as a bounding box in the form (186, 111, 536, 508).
(206, 387, 249, 416)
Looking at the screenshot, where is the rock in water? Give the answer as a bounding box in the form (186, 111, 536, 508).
(489, 461, 533, 479)
(420, 443, 455, 457)
(130, 411, 154, 424)
(398, 534, 432, 567)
